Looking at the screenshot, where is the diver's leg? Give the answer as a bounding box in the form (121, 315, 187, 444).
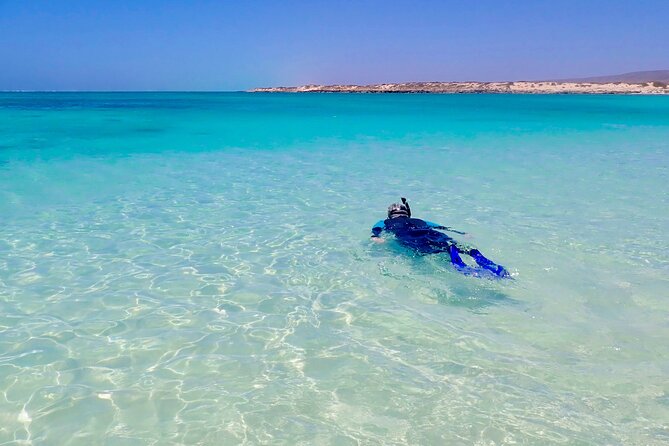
(426, 233, 471, 270)
(468, 248, 510, 278)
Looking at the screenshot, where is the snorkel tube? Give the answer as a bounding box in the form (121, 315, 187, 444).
(401, 197, 411, 217)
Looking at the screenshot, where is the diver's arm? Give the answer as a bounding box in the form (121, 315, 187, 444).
(424, 220, 466, 235)
(371, 220, 385, 238)
(424, 220, 443, 229)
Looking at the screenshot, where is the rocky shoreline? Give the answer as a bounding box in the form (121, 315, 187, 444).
(251, 81, 669, 94)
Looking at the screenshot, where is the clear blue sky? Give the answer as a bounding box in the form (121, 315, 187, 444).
(1, 0, 667, 91)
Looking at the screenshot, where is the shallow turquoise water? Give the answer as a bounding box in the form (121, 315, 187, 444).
(1, 93, 668, 445)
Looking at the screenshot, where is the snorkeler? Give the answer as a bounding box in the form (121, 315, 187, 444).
(371, 198, 510, 278)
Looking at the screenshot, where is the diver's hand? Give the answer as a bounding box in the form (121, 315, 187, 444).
(371, 237, 385, 244)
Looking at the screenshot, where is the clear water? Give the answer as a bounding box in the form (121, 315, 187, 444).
(1, 93, 668, 445)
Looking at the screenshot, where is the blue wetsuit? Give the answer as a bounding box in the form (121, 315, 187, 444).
(371, 217, 510, 278)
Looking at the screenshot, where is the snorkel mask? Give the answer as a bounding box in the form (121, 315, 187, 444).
(387, 197, 412, 219)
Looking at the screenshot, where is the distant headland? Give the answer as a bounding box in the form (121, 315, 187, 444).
(251, 70, 669, 94)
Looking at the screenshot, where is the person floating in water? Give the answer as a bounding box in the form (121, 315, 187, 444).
(371, 198, 510, 278)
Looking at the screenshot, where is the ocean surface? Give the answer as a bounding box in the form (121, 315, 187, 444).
(1, 92, 668, 445)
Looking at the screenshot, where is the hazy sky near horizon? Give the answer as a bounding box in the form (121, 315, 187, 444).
(1, 0, 667, 90)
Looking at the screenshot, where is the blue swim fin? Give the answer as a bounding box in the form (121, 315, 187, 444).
(448, 245, 468, 268)
(449, 246, 509, 279)
(449, 245, 485, 276)
(470, 249, 511, 278)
